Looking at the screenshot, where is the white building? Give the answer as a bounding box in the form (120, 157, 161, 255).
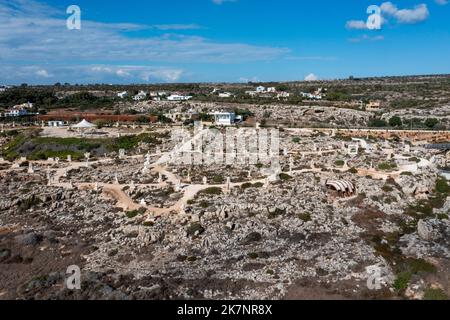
(167, 94, 193, 101)
(4, 109, 29, 117)
(3, 102, 34, 117)
(267, 87, 276, 93)
(48, 121, 65, 127)
(133, 90, 147, 101)
(256, 86, 266, 93)
(117, 91, 128, 99)
(219, 92, 233, 98)
(277, 92, 290, 99)
(211, 112, 236, 126)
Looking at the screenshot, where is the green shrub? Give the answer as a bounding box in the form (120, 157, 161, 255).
(212, 175, 224, 183)
(393, 271, 411, 291)
(279, 173, 292, 181)
(378, 162, 397, 171)
(199, 187, 222, 195)
(187, 223, 205, 236)
(125, 210, 140, 219)
(436, 178, 450, 195)
(335, 160, 345, 167)
(248, 252, 259, 260)
(298, 213, 312, 222)
(348, 167, 358, 174)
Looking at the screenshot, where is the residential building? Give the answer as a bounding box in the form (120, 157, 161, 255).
(117, 91, 128, 99)
(133, 90, 147, 101)
(167, 94, 193, 101)
(219, 92, 233, 98)
(211, 112, 236, 126)
(48, 121, 65, 127)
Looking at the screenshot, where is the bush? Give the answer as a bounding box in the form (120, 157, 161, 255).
(389, 116, 403, 127)
(436, 178, 450, 195)
(335, 160, 345, 167)
(187, 223, 205, 236)
(199, 187, 222, 195)
(298, 213, 312, 222)
(247, 252, 259, 260)
(348, 167, 358, 174)
(125, 210, 140, 219)
(279, 173, 292, 181)
(378, 162, 397, 171)
(393, 271, 411, 291)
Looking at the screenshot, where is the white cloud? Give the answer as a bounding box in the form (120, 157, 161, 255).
(380, 2, 429, 24)
(0, 0, 288, 83)
(346, 20, 368, 30)
(35, 69, 51, 78)
(435, 0, 448, 5)
(346, 2, 429, 31)
(304, 73, 318, 81)
(0, 64, 185, 84)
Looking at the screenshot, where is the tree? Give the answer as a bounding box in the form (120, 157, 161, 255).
(425, 118, 439, 129)
(368, 118, 387, 128)
(389, 116, 402, 127)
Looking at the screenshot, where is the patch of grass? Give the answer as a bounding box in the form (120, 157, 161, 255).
(407, 258, 437, 274)
(437, 214, 448, 220)
(423, 288, 448, 300)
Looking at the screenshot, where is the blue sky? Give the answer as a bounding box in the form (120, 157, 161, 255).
(0, 0, 449, 84)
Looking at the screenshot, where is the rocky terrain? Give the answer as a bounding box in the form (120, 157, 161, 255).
(0, 127, 449, 300)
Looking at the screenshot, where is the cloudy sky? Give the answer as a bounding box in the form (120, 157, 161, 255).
(0, 0, 449, 84)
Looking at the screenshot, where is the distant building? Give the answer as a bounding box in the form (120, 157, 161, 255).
(167, 95, 193, 101)
(366, 101, 382, 111)
(219, 92, 233, 98)
(277, 92, 290, 99)
(48, 121, 65, 127)
(256, 86, 266, 93)
(133, 90, 147, 101)
(266, 87, 276, 93)
(3, 102, 34, 117)
(117, 91, 129, 99)
(211, 112, 236, 126)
